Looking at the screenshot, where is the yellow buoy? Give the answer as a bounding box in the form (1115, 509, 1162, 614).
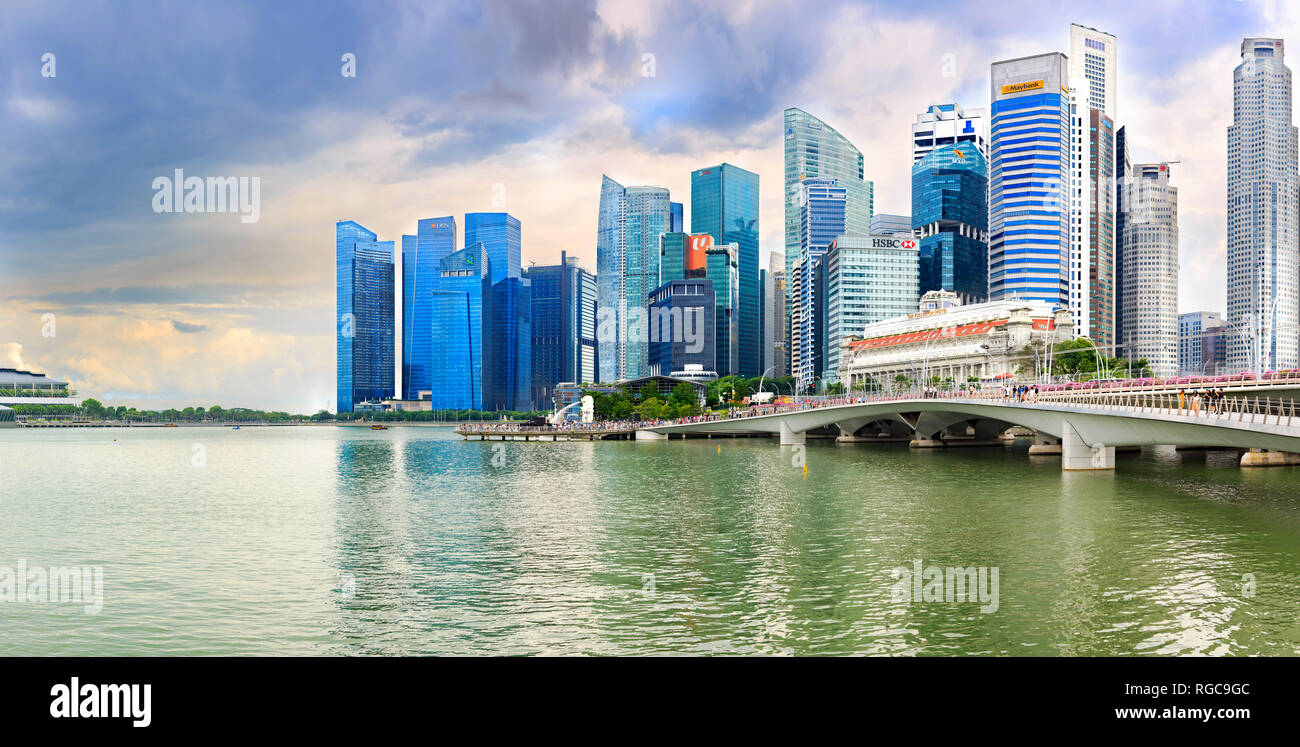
(802, 464, 808, 477)
(717, 445, 721, 454)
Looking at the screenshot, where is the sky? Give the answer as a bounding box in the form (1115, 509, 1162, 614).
(1, 0, 1296, 413)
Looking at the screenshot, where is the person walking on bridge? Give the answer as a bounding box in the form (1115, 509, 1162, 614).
(1178, 389, 1186, 413)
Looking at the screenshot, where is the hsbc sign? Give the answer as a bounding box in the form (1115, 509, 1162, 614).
(870, 237, 916, 249)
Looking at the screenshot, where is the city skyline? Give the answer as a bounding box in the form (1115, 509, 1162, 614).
(4, 1, 1298, 412)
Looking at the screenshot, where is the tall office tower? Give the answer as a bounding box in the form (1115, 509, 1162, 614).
(989, 53, 1071, 307)
(336, 221, 395, 413)
(912, 143, 989, 303)
(790, 257, 805, 384)
(912, 103, 988, 163)
(784, 108, 873, 374)
(648, 279, 716, 377)
(429, 245, 492, 411)
(596, 176, 672, 382)
(1067, 25, 1118, 352)
(1227, 38, 1300, 371)
(870, 214, 913, 235)
(670, 202, 683, 233)
(772, 266, 787, 378)
(659, 232, 738, 375)
(824, 234, 921, 381)
(1179, 312, 1227, 375)
(1119, 163, 1179, 377)
(402, 216, 456, 400)
(761, 266, 774, 376)
(1113, 126, 1132, 357)
(795, 178, 847, 389)
(465, 212, 531, 410)
(691, 163, 760, 376)
(524, 251, 598, 409)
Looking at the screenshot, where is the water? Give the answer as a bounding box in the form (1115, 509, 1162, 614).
(2, 426, 1298, 655)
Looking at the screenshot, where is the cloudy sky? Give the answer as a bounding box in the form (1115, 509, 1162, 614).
(1, 0, 1296, 412)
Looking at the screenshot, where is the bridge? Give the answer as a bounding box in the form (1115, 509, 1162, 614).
(635, 390, 1300, 471)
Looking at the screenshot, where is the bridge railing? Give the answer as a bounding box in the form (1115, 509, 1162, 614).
(1031, 390, 1300, 428)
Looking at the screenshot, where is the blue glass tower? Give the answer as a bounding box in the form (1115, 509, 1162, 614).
(524, 251, 598, 409)
(989, 54, 1071, 306)
(465, 212, 530, 411)
(336, 220, 395, 412)
(402, 216, 457, 400)
(596, 176, 672, 382)
(912, 143, 989, 304)
(691, 163, 760, 376)
(670, 201, 683, 233)
(795, 178, 846, 389)
(430, 245, 492, 411)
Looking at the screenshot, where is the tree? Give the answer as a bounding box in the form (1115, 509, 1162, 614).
(669, 382, 696, 407)
(81, 398, 104, 418)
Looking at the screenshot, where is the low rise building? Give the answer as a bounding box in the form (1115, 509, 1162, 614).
(839, 291, 1073, 389)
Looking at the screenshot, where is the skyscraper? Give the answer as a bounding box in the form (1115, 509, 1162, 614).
(525, 251, 597, 409)
(795, 178, 847, 389)
(824, 234, 920, 381)
(784, 108, 873, 374)
(648, 279, 716, 378)
(1068, 25, 1118, 353)
(336, 220, 395, 412)
(912, 142, 989, 303)
(1114, 125, 1132, 357)
(1227, 38, 1300, 371)
(429, 245, 492, 411)
(402, 216, 456, 400)
(1119, 163, 1179, 377)
(989, 53, 1071, 307)
(869, 214, 913, 235)
(659, 232, 737, 376)
(691, 163, 760, 376)
(912, 103, 987, 163)
(465, 212, 531, 411)
(596, 175, 672, 382)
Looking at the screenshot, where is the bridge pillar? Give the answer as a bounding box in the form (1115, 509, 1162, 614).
(1240, 449, 1300, 467)
(1027, 432, 1061, 456)
(635, 430, 667, 441)
(1061, 421, 1114, 471)
(779, 421, 805, 445)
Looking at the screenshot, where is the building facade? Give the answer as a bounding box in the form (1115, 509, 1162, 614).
(912, 103, 987, 163)
(823, 234, 921, 381)
(1227, 37, 1300, 371)
(989, 53, 1071, 307)
(869, 213, 913, 235)
(1113, 125, 1132, 357)
(525, 251, 597, 410)
(465, 212, 530, 411)
(691, 163, 760, 376)
(784, 108, 873, 375)
(912, 142, 989, 304)
(839, 293, 1074, 389)
(429, 245, 492, 410)
(1179, 312, 1227, 375)
(660, 232, 738, 377)
(336, 220, 395, 412)
(597, 175, 672, 382)
(402, 216, 457, 400)
(794, 178, 848, 390)
(1067, 24, 1118, 353)
(1118, 163, 1179, 377)
(648, 279, 716, 378)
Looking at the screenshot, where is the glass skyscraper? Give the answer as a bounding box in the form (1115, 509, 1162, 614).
(648, 279, 716, 377)
(524, 251, 597, 410)
(336, 220, 395, 412)
(988, 53, 1071, 306)
(784, 108, 873, 373)
(912, 142, 989, 304)
(430, 245, 492, 411)
(596, 175, 672, 382)
(690, 163, 760, 376)
(660, 232, 737, 376)
(465, 212, 531, 411)
(795, 178, 847, 389)
(402, 216, 456, 400)
(824, 234, 920, 381)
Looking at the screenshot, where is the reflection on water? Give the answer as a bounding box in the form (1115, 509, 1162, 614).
(1, 427, 1297, 655)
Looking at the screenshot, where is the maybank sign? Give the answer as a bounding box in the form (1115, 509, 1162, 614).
(1001, 79, 1044, 95)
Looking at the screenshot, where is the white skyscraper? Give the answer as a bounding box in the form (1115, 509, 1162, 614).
(1068, 24, 1118, 353)
(911, 103, 987, 163)
(1120, 163, 1179, 377)
(1227, 38, 1300, 372)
